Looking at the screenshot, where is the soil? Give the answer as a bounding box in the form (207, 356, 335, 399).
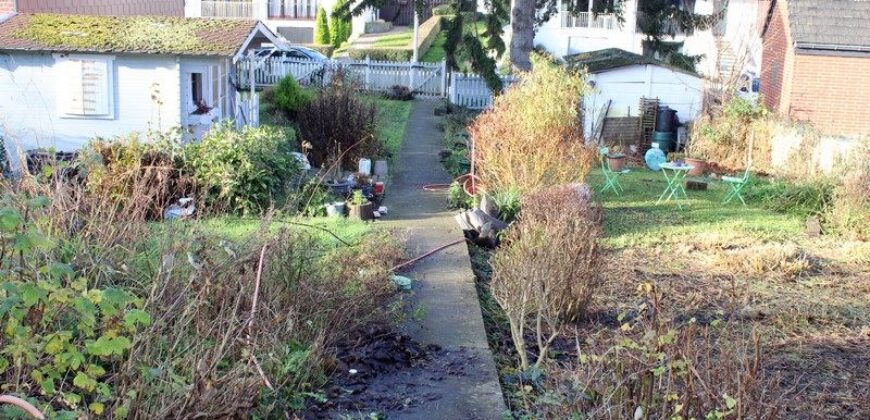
(304, 325, 488, 418)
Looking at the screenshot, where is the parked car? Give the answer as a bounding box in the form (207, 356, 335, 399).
(254, 44, 330, 86)
(254, 45, 329, 62)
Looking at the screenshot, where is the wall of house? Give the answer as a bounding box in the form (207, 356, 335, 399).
(583, 64, 704, 136)
(16, 0, 183, 16)
(0, 52, 182, 164)
(534, 0, 642, 58)
(789, 53, 870, 137)
(759, 0, 793, 113)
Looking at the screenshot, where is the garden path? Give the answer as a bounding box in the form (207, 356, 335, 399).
(378, 100, 507, 419)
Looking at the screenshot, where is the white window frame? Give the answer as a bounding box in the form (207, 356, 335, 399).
(53, 54, 116, 120)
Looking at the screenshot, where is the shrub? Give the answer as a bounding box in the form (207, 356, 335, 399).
(185, 122, 300, 214)
(469, 57, 597, 197)
(313, 7, 331, 45)
(432, 4, 455, 15)
(79, 130, 194, 220)
(273, 75, 312, 118)
(490, 184, 601, 370)
(329, 0, 351, 48)
(296, 70, 379, 171)
(303, 43, 335, 58)
(347, 47, 413, 61)
(688, 97, 774, 171)
(384, 84, 414, 101)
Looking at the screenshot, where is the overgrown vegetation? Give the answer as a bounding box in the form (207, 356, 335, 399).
(296, 71, 379, 171)
(185, 123, 301, 215)
(273, 76, 313, 119)
(0, 144, 402, 418)
(470, 56, 597, 196)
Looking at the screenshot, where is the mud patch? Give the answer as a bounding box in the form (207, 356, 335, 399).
(303, 326, 484, 418)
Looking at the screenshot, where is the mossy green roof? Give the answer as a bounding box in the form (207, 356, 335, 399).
(564, 48, 699, 77)
(0, 13, 260, 56)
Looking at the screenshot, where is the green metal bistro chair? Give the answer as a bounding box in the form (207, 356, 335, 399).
(599, 147, 630, 195)
(722, 160, 752, 206)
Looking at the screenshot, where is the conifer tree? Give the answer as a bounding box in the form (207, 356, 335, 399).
(314, 7, 331, 45)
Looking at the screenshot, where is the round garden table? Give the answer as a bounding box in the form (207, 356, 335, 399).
(657, 162, 694, 209)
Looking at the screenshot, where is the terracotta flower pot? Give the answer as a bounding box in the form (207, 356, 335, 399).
(685, 157, 707, 176)
(348, 202, 375, 221)
(607, 155, 627, 172)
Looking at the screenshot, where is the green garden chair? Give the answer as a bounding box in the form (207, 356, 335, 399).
(722, 160, 752, 206)
(599, 147, 629, 195)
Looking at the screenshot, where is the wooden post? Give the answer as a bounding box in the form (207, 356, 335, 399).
(449, 72, 456, 105)
(412, 11, 420, 62)
(409, 60, 415, 92)
(440, 59, 447, 98)
(365, 55, 371, 90)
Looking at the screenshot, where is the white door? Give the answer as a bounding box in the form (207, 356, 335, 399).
(181, 64, 214, 127)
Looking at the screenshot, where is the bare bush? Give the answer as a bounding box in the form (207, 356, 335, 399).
(469, 59, 598, 196)
(490, 184, 601, 370)
(532, 283, 785, 419)
(296, 70, 379, 171)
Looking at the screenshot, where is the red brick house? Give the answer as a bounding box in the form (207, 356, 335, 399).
(0, 0, 183, 16)
(760, 0, 870, 137)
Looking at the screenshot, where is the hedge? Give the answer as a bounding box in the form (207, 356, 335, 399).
(347, 16, 442, 62)
(302, 43, 335, 58)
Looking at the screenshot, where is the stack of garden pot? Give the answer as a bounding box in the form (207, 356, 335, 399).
(653, 106, 678, 153)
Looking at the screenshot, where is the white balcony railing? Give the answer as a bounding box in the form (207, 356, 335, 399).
(562, 12, 617, 30)
(201, 1, 255, 18)
(198, 0, 318, 20)
(269, 0, 318, 19)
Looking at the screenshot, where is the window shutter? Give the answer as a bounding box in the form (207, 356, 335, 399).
(57, 59, 84, 115)
(82, 59, 110, 116)
(55, 56, 113, 117)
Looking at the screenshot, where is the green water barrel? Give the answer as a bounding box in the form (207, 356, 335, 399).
(652, 131, 675, 153)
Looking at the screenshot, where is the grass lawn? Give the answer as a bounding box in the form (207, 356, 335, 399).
(373, 29, 413, 48)
(586, 169, 804, 248)
(368, 96, 412, 159)
(585, 166, 869, 416)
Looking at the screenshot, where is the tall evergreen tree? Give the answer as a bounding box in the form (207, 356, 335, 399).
(330, 0, 352, 48)
(314, 7, 331, 45)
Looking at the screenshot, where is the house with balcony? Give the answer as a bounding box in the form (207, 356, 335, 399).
(185, 0, 379, 44)
(531, 0, 763, 80)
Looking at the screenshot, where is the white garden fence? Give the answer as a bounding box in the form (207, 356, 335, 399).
(449, 73, 518, 109)
(236, 58, 448, 98)
(235, 57, 514, 109)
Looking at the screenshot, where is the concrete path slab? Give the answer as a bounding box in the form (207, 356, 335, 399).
(381, 100, 507, 419)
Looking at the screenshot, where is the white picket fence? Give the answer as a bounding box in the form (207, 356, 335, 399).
(235, 57, 515, 109)
(449, 73, 518, 109)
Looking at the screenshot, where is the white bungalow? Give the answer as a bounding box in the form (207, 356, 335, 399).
(0, 13, 279, 167)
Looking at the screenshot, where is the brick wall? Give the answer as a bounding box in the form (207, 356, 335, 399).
(16, 0, 183, 16)
(760, 0, 793, 113)
(789, 54, 870, 136)
(0, 0, 14, 14)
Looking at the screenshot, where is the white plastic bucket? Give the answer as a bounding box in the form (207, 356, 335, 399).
(358, 158, 372, 175)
